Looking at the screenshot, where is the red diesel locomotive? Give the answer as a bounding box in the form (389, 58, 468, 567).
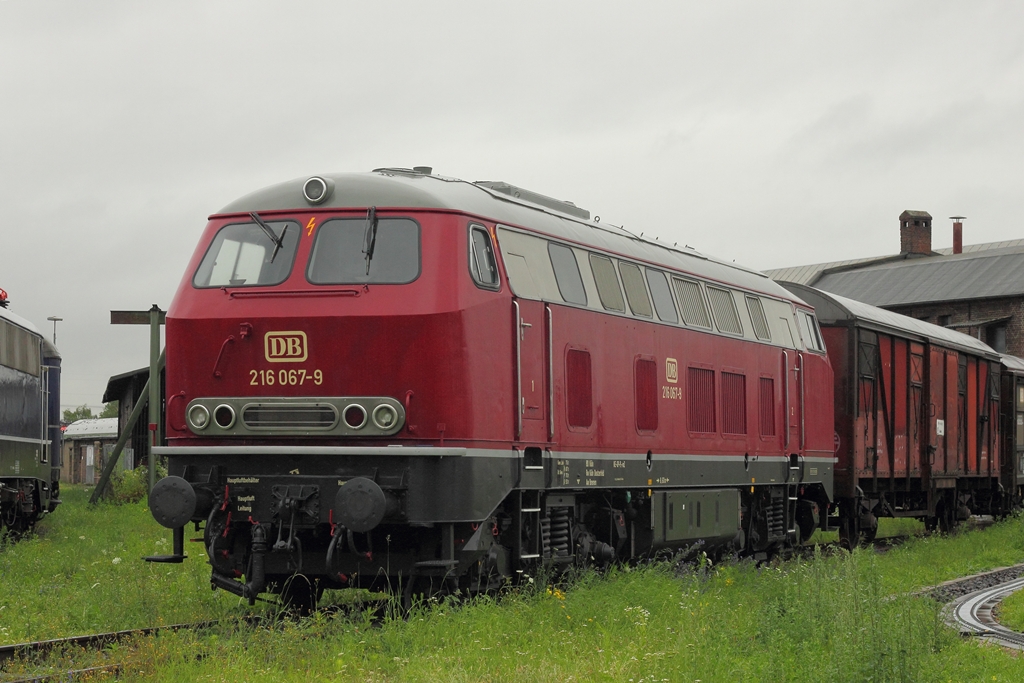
(148, 167, 837, 606)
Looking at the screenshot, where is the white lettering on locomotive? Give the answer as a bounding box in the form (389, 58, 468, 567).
(265, 331, 308, 363)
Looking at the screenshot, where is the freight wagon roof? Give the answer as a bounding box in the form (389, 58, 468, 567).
(778, 282, 999, 359)
(1001, 353, 1024, 374)
(215, 169, 801, 303)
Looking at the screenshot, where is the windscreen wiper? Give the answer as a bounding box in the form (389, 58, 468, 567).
(362, 206, 378, 275)
(250, 212, 287, 263)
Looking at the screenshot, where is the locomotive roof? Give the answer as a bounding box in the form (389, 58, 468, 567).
(215, 169, 802, 303)
(779, 282, 999, 360)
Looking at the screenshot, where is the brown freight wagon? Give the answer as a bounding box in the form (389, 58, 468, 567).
(782, 283, 1003, 546)
(1000, 353, 1024, 507)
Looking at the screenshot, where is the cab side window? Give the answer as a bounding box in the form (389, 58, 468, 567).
(469, 225, 500, 290)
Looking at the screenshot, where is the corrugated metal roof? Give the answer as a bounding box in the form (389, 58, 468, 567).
(763, 238, 1024, 287)
(779, 282, 999, 358)
(812, 245, 1024, 306)
(63, 418, 118, 439)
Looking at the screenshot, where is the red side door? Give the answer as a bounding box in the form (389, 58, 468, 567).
(514, 298, 549, 444)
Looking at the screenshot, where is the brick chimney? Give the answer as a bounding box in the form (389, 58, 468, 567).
(899, 210, 933, 255)
(950, 216, 965, 255)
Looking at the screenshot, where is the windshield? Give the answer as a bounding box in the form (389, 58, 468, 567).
(193, 220, 299, 288)
(307, 217, 420, 284)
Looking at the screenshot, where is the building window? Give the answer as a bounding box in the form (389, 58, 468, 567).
(987, 325, 1007, 353)
(938, 315, 951, 327)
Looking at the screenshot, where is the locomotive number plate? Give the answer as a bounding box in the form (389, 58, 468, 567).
(250, 368, 324, 386)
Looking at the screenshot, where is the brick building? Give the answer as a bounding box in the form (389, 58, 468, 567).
(765, 213, 1024, 356)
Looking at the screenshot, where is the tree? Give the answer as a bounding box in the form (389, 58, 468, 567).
(62, 404, 94, 423)
(99, 401, 119, 419)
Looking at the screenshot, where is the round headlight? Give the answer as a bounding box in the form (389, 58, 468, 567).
(372, 404, 398, 430)
(302, 176, 334, 205)
(188, 405, 210, 431)
(343, 404, 367, 430)
(214, 404, 236, 429)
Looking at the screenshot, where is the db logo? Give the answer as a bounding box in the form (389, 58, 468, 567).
(665, 357, 678, 384)
(265, 331, 307, 363)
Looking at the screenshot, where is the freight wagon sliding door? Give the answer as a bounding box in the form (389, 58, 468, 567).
(513, 298, 550, 443)
(969, 360, 999, 477)
(927, 348, 959, 484)
(909, 345, 925, 478)
(854, 331, 880, 481)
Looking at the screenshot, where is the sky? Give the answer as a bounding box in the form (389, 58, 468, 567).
(2, 1, 1023, 411)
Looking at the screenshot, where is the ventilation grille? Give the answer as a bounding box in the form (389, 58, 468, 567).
(746, 296, 771, 341)
(759, 377, 776, 437)
(688, 367, 716, 433)
(242, 403, 338, 430)
(635, 358, 658, 431)
(721, 372, 746, 435)
(707, 286, 742, 335)
(673, 277, 711, 329)
(566, 349, 593, 428)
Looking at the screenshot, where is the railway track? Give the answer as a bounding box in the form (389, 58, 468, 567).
(0, 621, 217, 683)
(946, 575, 1024, 650)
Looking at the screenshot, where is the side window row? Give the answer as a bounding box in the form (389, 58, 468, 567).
(548, 240, 776, 343)
(490, 225, 824, 352)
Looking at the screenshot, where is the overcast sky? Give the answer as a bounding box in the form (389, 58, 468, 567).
(2, 1, 1023, 411)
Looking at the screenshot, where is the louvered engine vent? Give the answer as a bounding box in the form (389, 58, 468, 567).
(242, 403, 338, 430)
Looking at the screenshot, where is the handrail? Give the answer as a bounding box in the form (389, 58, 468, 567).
(514, 300, 523, 440)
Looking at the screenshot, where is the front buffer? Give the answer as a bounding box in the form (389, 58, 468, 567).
(150, 445, 518, 605)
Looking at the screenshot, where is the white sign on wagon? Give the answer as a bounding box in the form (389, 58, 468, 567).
(936, 419, 945, 436)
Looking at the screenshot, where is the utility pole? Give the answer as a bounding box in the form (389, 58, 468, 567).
(46, 316, 62, 346)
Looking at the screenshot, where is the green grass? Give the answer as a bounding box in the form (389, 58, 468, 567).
(997, 581, 1024, 632)
(5, 488, 1024, 681)
(0, 485, 241, 643)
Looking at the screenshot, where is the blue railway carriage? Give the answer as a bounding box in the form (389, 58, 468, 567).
(0, 306, 61, 533)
